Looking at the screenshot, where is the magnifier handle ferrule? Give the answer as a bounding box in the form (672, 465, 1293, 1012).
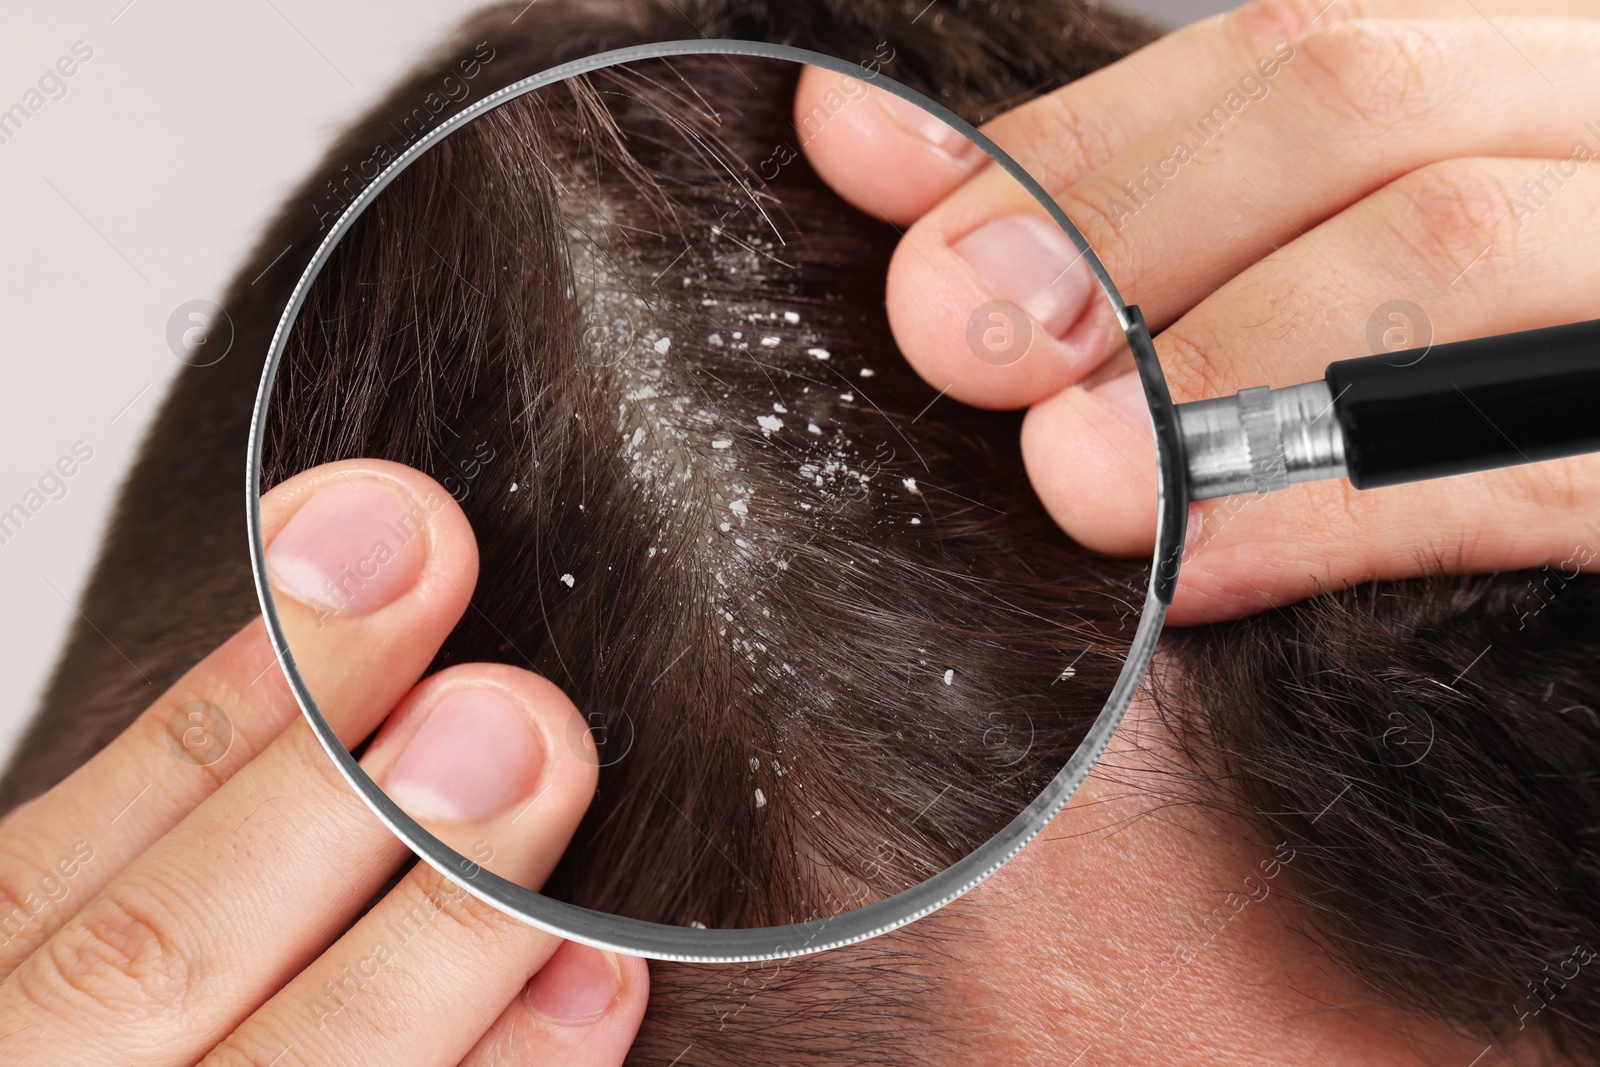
(1176, 380, 1348, 500)
(1176, 318, 1600, 500)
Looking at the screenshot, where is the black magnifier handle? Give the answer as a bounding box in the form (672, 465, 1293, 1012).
(1177, 317, 1600, 500)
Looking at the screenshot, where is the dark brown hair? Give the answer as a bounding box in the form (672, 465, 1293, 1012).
(5, 1, 1598, 1063)
(267, 46, 1160, 928)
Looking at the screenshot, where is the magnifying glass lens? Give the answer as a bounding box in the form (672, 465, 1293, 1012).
(257, 51, 1165, 945)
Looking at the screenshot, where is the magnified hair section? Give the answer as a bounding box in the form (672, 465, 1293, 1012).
(264, 54, 1147, 927)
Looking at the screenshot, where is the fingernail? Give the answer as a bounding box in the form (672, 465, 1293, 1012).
(266, 479, 428, 618)
(871, 89, 981, 163)
(953, 216, 1096, 341)
(383, 689, 545, 823)
(1090, 370, 1154, 437)
(523, 942, 621, 1023)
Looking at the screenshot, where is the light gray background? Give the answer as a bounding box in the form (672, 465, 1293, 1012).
(0, 0, 1230, 767)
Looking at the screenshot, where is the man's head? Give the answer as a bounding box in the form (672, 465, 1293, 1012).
(6, 1, 1599, 1063)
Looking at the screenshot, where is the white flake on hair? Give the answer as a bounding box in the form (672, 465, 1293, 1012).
(783, 310, 800, 324)
(653, 336, 671, 355)
(807, 347, 830, 360)
(757, 414, 782, 434)
(711, 438, 733, 449)
(944, 668, 954, 685)
(560, 573, 575, 588)
(903, 477, 919, 493)
(754, 788, 767, 809)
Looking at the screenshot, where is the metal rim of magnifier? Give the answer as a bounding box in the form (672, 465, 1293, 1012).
(246, 38, 1191, 963)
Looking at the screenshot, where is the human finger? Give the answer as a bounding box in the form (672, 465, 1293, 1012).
(0, 462, 496, 1063)
(794, 0, 1592, 226)
(1019, 154, 1600, 620)
(203, 664, 606, 1067)
(884, 13, 1600, 410)
(796, 0, 1350, 225)
(0, 458, 477, 975)
(453, 943, 650, 1067)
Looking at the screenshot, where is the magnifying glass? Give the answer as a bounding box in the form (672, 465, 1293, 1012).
(248, 40, 1600, 963)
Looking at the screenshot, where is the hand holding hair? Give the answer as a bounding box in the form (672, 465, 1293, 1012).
(0, 460, 646, 1066)
(797, 0, 1600, 624)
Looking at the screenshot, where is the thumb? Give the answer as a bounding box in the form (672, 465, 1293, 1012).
(357, 662, 600, 889)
